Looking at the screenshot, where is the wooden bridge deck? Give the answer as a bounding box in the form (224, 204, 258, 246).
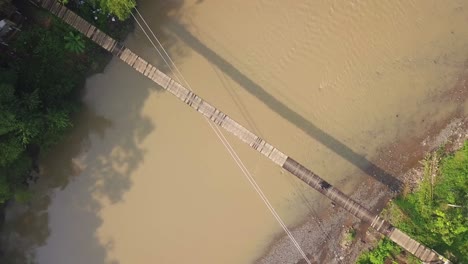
(389, 229, 440, 262)
(36, 1, 449, 263)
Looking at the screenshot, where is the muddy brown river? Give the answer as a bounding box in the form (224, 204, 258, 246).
(2, 0, 468, 263)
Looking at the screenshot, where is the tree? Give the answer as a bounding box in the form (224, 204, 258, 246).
(0, 3, 104, 205)
(392, 142, 468, 263)
(0, 70, 23, 167)
(97, 0, 136, 20)
(357, 239, 400, 264)
(0, 70, 32, 203)
(64, 31, 85, 54)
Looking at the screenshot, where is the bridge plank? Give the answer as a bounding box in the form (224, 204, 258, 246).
(38, 1, 448, 263)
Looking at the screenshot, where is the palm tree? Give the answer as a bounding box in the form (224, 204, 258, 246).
(64, 32, 85, 54)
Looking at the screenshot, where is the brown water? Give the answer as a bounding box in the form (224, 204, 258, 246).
(2, 0, 468, 263)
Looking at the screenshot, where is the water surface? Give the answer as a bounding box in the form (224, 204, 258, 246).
(3, 1, 468, 263)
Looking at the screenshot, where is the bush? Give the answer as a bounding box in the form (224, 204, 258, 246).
(356, 239, 400, 264)
(358, 142, 467, 263)
(392, 142, 468, 263)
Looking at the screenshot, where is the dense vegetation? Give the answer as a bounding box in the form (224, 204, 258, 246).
(60, 0, 135, 20)
(0, 0, 132, 204)
(357, 238, 401, 264)
(394, 142, 468, 263)
(356, 238, 422, 264)
(357, 141, 468, 263)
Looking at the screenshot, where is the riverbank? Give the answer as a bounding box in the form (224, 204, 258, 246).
(357, 129, 467, 263)
(257, 83, 468, 263)
(0, 1, 133, 261)
(3, 1, 468, 263)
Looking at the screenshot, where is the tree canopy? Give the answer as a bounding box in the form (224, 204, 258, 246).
(0, 13, 103, 203)
(91, 0, 136, 20)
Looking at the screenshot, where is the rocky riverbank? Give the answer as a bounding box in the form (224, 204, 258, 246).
(257, 85, 468, 264)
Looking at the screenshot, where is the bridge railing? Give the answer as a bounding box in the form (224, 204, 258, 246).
(34, 1, 450, 263)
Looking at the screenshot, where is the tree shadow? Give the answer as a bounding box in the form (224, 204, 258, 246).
(129, 0, 189, 73)
(1, 86, 155, 262)
(0, 1, 189, 263)
(0, 51, 163, 264)
(165, 21, 403, 191)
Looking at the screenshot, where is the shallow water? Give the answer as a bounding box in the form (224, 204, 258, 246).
(2, 1, 468, 263)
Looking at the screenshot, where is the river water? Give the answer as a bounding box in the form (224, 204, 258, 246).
(2, 0, 468, 263)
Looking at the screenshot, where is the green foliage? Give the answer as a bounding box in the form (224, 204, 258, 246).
(85, 0, 135, 21)
(0, 137, 24, 167)
(360, 144, 467, 263)
(69, 0, 133, 41)
(390, 142, 468, 263)
(357, 239, 401, 264)
(0, 154, 31, 203)
(14, 189, 33, 203)
(345, 228, 356, 242)
(0, 13, 106, 203)
(0, 70, 25, 167)
(97, 0, 136, 20)
(438, 144, 468, 206)
(0, 176, 12, 204)
(407, 255, 422, 264)
(64, 32, 85, 54)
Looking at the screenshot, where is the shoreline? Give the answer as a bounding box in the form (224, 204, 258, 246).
(0, 1, 134, 261)
(257, 80, 468, 263)
(2, 2, 467, 263)
(258, 117, 467, 264)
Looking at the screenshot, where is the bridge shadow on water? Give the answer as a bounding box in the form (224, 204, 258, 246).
(166, 21, 403, 192)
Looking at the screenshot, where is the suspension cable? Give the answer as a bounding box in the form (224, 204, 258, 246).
(131, 9, 312, 264)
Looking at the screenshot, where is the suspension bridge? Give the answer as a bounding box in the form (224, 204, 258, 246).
(35, 0, 450, 263)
